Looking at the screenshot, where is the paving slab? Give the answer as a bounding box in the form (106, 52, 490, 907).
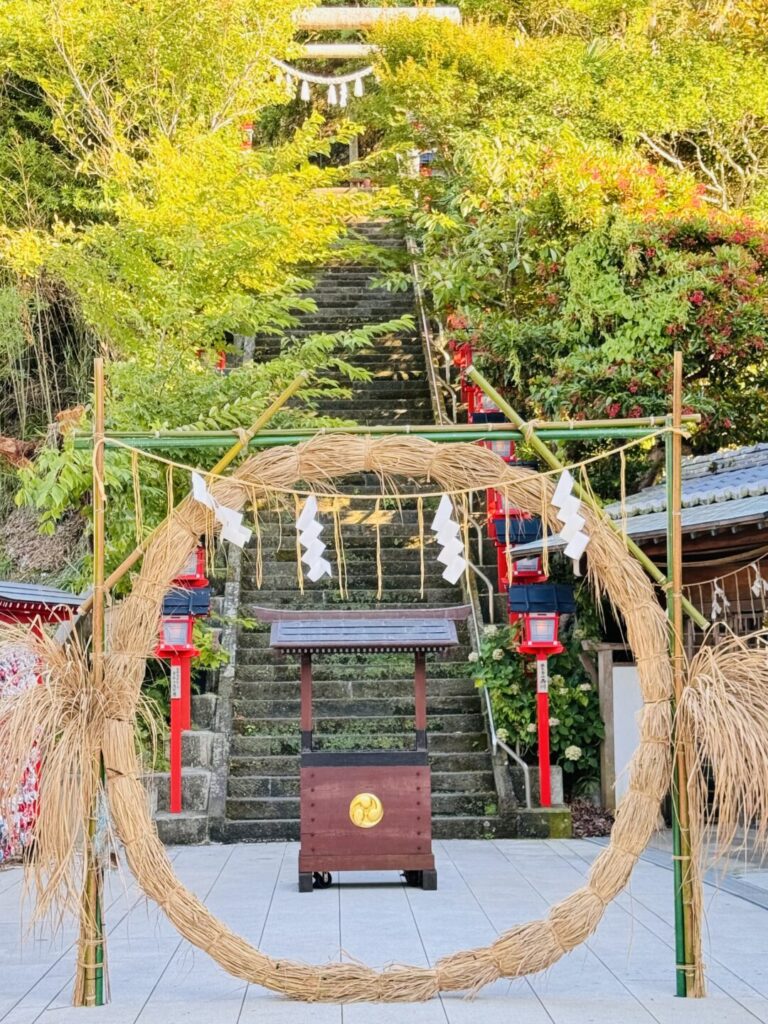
(1, 838, 767, 1024)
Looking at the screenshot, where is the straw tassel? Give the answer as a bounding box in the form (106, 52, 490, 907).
(417, 497, 425, 600)
(375, 497, 383, 600)
(294, 494, 305, 595)
(327, 83, 337, 106)
(300, 79, 311, 102)
(354, 75, 364, 97)
(339, 82, 348, 108)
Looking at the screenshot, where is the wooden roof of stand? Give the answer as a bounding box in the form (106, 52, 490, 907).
(257, 605, 470, 654)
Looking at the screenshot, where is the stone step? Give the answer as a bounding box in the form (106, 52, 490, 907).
(226, 770, 494, 800)
(229, 730, 488, 757)
(228, 750, 492, 777)
(224, 791, 496, 821)
(228, 775, 300, 798)
(232, 678, 476, 699)
(156, 811, 210, 845)
(151, 768, 211, 813)
(211, 818, 300, 843)
(432, 816, 500, 840)
(239, 589, 460, 609)
(231, 695, 480, 719)
(235, 640, 470, 662)
(232, 712, 485, 736)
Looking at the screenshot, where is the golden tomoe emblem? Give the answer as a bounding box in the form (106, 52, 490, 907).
(349, 792, 384, 828)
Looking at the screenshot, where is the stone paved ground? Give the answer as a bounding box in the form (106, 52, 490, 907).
(2, 837, 767, 1023)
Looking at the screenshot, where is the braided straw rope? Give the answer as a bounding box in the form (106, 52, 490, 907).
(100, 436, 672, 1002)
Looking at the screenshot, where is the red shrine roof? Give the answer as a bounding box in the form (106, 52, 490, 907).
(0, 581, 84, 623)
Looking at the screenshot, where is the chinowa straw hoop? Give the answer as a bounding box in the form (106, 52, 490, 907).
(4, 435, 677, 1001)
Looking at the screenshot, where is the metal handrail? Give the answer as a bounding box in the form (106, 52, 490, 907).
(405, 234, 531, 809)
(466, 560, 495, 623)
(406, 235, 450, 426)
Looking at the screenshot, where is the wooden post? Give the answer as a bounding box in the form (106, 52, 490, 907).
(300, 653, 313, 753)
(414, 651, 427, 750)
(75, 357, 107, 1006)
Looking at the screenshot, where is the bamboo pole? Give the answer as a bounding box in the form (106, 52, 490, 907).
(77, 371, 309, 615)
(667, 352, 702, 995)
(466, 366, 709, 630)
(70, 415, 702, 452)
(75, 357, 106, 1007)
(299, 43, 375, 59)
(295, 6, 462, 30)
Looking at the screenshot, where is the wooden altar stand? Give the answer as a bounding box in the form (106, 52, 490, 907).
(258, 605, 470, 891)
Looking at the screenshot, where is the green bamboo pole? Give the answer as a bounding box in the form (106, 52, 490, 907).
(75, 357, 106, 1006)
(466, 366, 709, 631)
(71, 422, 700, 452)
(666, 413, 688, 997)
(667, 352, 700, 996)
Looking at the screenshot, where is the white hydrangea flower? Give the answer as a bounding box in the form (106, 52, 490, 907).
(578, 682, 592, 692)
(557, 687, 568, 696)
(483, 624, 498, 636)
(496, 727, 509, 742)
(526, 723, 537, 733)
(492, 647, 505, 661)
(549, 717, 560, 727)
(564, 745, 583, 761)
(468, 651, 479, 663)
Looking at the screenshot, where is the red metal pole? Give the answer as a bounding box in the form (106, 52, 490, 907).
(536, 654, 552, 808)
(180, 654, 192, 732)
(169, 655, 183, 814)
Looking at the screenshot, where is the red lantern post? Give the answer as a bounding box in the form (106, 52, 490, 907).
(155, 616, 199, 813)
(154, 547, 208, 813)
(517, 613, 563, 808)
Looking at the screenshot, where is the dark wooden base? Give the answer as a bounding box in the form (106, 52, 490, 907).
(299, 760, 435, 888)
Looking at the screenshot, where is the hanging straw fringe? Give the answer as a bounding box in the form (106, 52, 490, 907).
(294, 494, 305, 595)
(374, 498, 383, 601)
(417, 497, 425, 601)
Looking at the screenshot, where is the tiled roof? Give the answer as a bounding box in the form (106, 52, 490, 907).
(511, 443, 768, 556)
(0, 581, 84, 607)
(603, 443, 768, 519)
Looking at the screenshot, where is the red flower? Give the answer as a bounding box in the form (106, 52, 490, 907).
(606, 402, 621, 418)
(628, 380, 639, 394)
(628, 405, 643, 418)
(689, 290, 705, 306)
(723, 418, 733, 429)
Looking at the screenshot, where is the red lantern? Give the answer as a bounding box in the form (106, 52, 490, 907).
(156, 615, 195, 655)
(481, 438, 515, 462)
(240, 121, 254, 151)
(174, 546, 207, 588)
(517, 612, 562, 657)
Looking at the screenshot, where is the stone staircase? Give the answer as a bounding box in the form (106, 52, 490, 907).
(155, 219, 503, 843)
(213, 497, 500, 842)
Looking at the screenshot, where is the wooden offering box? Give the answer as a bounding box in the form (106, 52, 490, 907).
(264, 606, 470, 892)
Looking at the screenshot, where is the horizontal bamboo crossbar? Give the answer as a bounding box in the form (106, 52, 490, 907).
(295, 6, 461, 30)
(70, 417, 699, 452)
(299, 43, 375, 59)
